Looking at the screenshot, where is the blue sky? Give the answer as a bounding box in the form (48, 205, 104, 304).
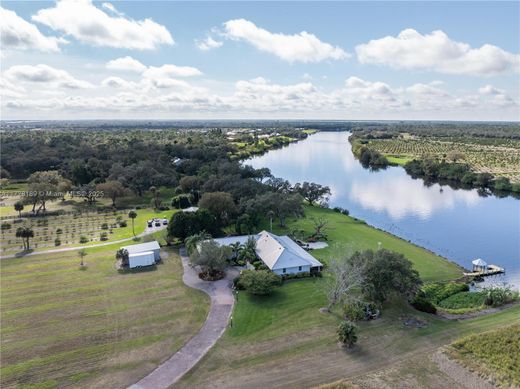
(1, 1, 519, 120)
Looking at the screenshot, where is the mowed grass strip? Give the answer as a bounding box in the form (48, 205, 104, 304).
(0, 247, 209, 389)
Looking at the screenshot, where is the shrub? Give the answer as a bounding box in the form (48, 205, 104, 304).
(343, 301, 366, 321)
(79, 236, 88, 244)
(422, 282, 469, 304)
(332, 207, 350, 216)
(337, 321, 358, 347)
(238, 270, 282, 295)
(484, 286, 519, 307)
(437, 291, 486, 310)
(411, 295, 437, 314)
(55, 228, 63, 234)
(118, 220, 127, 227)
(100, 232, 108, 241)
(232, 276, 245, 290)
(1, 222, 11, 231)
(54, 238, 61, 246)
(101, 223, 109, 230)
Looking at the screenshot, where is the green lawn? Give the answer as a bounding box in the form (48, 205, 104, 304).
(176, 206, 512, 388)
(266, 205, 462, 282)
(179, 278, 520, 388)
(386, 155, 413, 166)
(0, 247, 209, 389)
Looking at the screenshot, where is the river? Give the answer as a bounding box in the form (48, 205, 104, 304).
(246, 131, 520, 288)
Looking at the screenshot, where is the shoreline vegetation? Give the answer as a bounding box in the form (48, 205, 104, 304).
(347, 128, 520, 197)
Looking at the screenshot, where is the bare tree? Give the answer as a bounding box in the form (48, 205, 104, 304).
(323, 247, 365, 311)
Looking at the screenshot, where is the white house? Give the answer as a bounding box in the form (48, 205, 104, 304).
(213, 231, 323, 275)
(121, 241, 161, 269)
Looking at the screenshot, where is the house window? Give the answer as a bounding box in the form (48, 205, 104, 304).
(283, 268, 286, 273)
(298, 266, 302, 271)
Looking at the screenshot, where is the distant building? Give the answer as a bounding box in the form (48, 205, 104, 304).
(213, 231, 323, 275)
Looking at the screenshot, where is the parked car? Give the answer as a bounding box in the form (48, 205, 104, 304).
(147, 220, 153, 228)
(154, 221, 161, 227)
(162, 219, 168, 225)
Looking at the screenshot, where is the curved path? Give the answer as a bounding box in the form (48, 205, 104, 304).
(129, 248, 238, 389)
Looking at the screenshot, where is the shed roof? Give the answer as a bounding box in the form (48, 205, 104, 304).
(128, 251, 155, 258)
(472, 258, 487, 266)
(122, 241, 160, 254)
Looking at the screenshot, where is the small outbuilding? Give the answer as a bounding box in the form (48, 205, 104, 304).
(472, 258, 488, 273)
(128, 251, 156, 268)
(121, 241, 161, 262)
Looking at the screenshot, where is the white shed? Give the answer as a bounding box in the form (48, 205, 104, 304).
(128, 251, 156, 268)
(122, 241, 161, 261)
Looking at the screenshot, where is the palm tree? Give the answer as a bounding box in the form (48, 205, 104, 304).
(238, 236, 257, 264)
(78, 249, 87, 266)
(128, 210, 137, 236)
(229, 242, 242, 262)
(16, 226, 34, 251)
(14, 201, 24, 219)
(185, 231, 212, 255)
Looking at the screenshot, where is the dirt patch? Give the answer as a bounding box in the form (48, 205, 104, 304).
(402, 316, 427, 328)
(431, 351, 495, 389)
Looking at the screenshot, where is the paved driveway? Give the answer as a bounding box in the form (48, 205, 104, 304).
(129, 248, 238, 389)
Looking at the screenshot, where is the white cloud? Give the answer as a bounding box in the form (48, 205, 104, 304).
(101, 76, 138, 89)
(1, 7, 65, 52)
(1, 72, 518, 120)
(356, 29, 520, 76)
(223, 19, 348, 63)
(196, 36, 223, 51)
(0, 76, 26, 98)
(32, 0, 174, 50)
(4, 64, 93, 89)
(142, 64, 203, 79)
(407, 82, 449, 97)
(343, 76, 397, 102)
(478, 85, 516, 107)
(101, 2, 124, 17)
(479, 84, 504, 95)
(106, 56, 147, 72)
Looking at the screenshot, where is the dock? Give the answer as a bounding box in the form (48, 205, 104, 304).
(463, 264, 505, 277)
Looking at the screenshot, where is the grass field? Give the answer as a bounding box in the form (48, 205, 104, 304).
(366, 136, 520, 182)
(175, 206, 483, 388)
(447, 324, 520, 386)
(0, 247, 209, 388)
(178, 279, 520, 388)
(266, 205, 463, 282)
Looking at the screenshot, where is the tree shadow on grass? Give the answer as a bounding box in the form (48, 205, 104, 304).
(14, 249, 34, 258)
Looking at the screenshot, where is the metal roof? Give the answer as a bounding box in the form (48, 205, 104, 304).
(472, 258, 487, 266)
(255, 231, 323, 270)
(122, 241, 160, 254)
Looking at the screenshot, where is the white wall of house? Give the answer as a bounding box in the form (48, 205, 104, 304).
(272, 264, 311, 275)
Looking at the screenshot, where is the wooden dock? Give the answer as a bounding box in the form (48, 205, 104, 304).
(463, 264, 505, 277)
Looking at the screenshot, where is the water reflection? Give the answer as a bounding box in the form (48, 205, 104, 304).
(247, 131, 520, 287)
(349, 175, 481, 220)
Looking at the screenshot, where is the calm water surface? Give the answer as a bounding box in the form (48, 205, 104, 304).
(247, 131, 520, 288)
